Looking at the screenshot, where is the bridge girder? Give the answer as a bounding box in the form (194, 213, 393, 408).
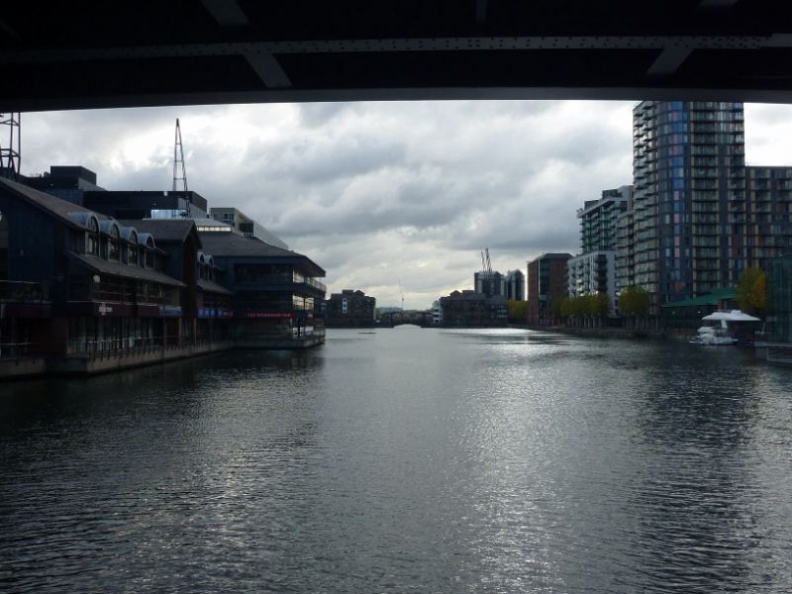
(2, 1, 792, 112)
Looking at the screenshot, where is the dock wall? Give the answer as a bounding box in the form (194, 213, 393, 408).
(2, 334, 326, 380)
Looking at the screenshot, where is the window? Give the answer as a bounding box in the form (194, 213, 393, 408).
(151, 209, 187, 219)
(85, 217, 100, 256)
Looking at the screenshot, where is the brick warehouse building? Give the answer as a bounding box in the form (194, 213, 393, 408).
(325, 290, 376, 328)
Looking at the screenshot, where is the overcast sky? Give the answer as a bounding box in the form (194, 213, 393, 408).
(19, 101, 792, 309)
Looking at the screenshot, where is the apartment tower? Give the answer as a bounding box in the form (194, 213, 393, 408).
(627, 101, 746, 308)
(569, 185, 632, 314)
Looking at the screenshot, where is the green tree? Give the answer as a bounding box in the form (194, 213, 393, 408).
(553, 296, 571, 322)
(736, 267, 766, 316)
(591, 292, 610, 326)
(618, 285, 650, 329)
(618, 285, 650, 316)
(507, 299, 528, 322)
(575, 294, 591, 327)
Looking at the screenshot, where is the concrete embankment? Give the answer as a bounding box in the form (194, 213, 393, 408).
(1, 334, 327, 380)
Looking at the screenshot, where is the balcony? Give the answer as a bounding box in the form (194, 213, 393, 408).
(68, 282, 133, 303)
(0, 280, 52, 320)
(304, 277, 327, 293)
(235, 272, 327, 294)
(0, 280, 50, 303)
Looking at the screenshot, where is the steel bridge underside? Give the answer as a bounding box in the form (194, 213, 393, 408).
(2, 0, 792, 112)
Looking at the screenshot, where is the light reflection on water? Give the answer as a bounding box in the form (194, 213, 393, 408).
(1, 328, 791, 593)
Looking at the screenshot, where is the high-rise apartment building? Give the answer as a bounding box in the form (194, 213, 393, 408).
(505, 269, 525, 301)
(641, 101, 745, 302)
(765, 255, 792, 344)
(743, 166, 792, 267)
(474, 270, 504, 297)
(569, 186, 631, 314)
(474, 268, 524, 300)
(580, 186, 632, 253)
(619, 101, 792, 312)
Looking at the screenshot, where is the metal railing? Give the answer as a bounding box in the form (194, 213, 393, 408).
(0, 341, 33, 358)
(67, 336, 162, 354)
(0, 280, 49, 302)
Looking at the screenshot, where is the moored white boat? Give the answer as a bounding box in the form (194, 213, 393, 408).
(689, 310, 761, 346)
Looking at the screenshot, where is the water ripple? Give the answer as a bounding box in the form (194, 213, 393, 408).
(1, 331, 791, 592)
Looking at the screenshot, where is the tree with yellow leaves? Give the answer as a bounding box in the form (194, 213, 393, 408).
(736, 267, 766, 316)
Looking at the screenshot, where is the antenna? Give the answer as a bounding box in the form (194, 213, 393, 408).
(485, 248, 492, 273)
(172, 118, 188, 193)
(0, 112, 21, 181)
(398, 279, 404, 310)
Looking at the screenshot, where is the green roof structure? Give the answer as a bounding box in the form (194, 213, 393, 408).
(660, 288, 735, 309)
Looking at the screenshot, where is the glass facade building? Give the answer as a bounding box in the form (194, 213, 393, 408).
(766, 255, 792, 343)
(627, 101, 748, 308)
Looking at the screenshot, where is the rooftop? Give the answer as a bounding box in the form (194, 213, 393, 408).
(122, 219, 202, 245)
(198, 231, 325, 277)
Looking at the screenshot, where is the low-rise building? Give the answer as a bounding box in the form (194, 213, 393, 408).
(199, 231, 326, 345)
(0, 175, 327, 378)
(128, 219, 234, 344)
(325, 289, 376, 328)
(439, 290, 507, 327)
(0, 177, 197, 376)
(431, 299, 443, 325)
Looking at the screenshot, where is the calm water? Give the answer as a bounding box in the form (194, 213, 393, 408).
(1, 327, 791, 593)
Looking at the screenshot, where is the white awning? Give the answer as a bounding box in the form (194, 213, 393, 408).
(702, 310, 760, 322)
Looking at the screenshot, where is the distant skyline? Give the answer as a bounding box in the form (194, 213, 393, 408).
(18, 101, 792, 309)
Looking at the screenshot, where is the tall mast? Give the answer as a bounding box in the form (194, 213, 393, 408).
(0, 112, 21, 181)
(172, 118, 188, 193)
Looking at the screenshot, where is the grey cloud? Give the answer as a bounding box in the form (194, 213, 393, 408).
(283, 140, 405, 185)
(297, 102, 356, 128)
(32, 100, 786, 308)
(745, 103, 792, 127)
